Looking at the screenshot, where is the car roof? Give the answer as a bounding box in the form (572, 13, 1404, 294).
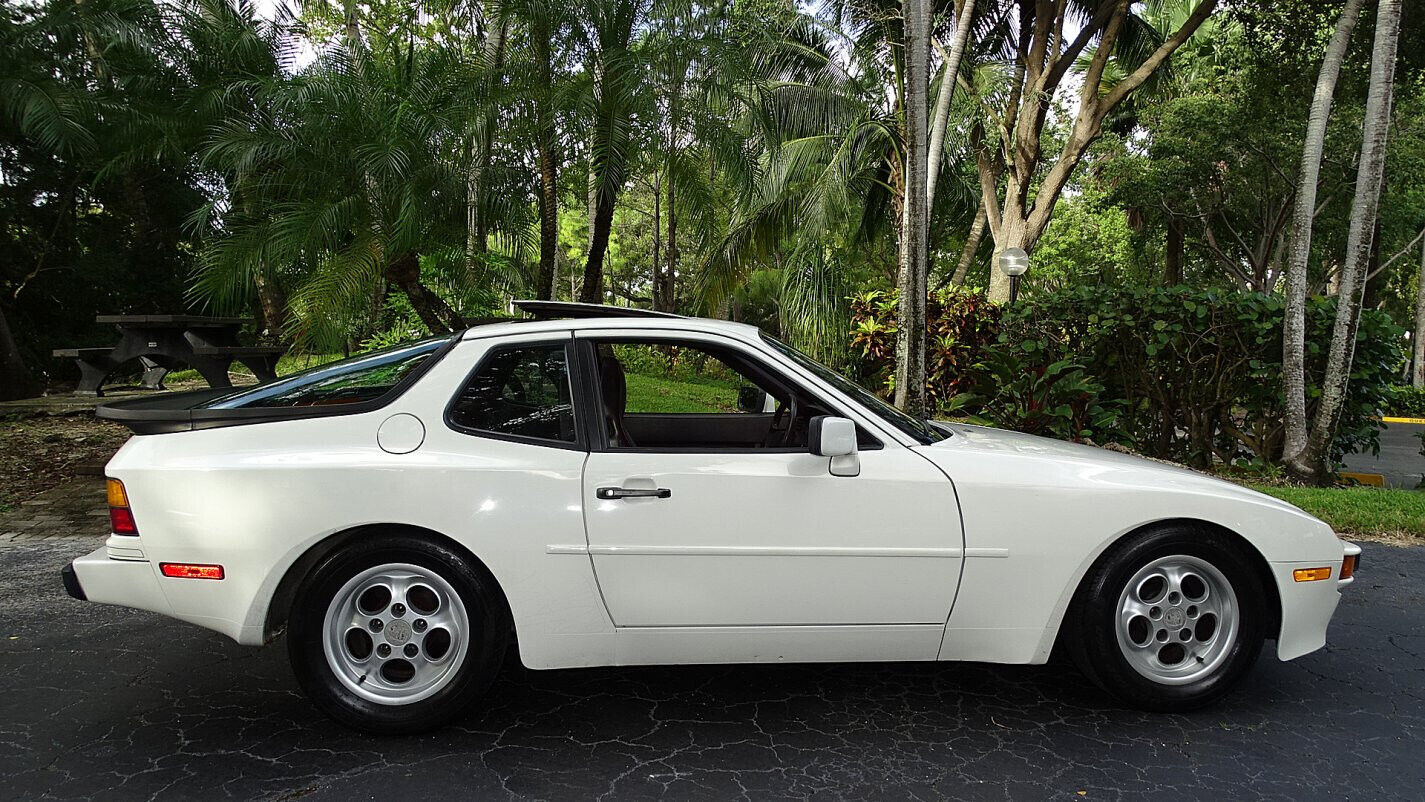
(460, 314, 765, 344)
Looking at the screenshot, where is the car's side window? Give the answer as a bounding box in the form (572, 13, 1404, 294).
(448, 342, 577, 445)
(610, 344, 769, 415)
(591, 338, 877, 452)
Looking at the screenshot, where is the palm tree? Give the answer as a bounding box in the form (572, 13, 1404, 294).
(1281, 0, 1367, 462)
(897, 0, 932, 414)
(195, 37, 477, 347)
(1286, 0, 1403, 482)
(573, 0, 652, 302)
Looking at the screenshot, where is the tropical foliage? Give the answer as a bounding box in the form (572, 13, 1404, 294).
(1, 0, 1423, 482)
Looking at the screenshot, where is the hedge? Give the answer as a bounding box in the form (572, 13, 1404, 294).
(851, 286, 1404, 469)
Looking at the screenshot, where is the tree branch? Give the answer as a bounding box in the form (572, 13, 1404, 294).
(1100, 0, 1219, 114)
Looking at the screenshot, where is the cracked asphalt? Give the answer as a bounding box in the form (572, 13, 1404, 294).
(1, 531, 1421, 800)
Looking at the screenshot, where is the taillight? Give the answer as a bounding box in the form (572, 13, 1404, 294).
(107, 478, 138, 535)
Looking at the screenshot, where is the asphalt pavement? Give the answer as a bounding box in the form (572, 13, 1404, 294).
(1, 529, 1421, 800)
(1341, 420, 1424, 488)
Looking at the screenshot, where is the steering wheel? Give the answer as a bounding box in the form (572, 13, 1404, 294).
(767, 395, 799, 448)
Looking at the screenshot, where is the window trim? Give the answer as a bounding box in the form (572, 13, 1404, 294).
(98, 334, 461, 434)
(442, 336, 587, 451)
(573, 335, 884, 455)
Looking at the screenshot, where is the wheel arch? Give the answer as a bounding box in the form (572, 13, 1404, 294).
(1050, 517, 1282, 656)
(261, 523, 512, 643)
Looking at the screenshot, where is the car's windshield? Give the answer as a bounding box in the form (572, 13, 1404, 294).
(199, 335, 452, 409)
(761, 334, 947, 445)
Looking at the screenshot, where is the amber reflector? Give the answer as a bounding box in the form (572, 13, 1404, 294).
(160, 563, 224, 580)
(1293, 567, 1331, 582)
(1340, 555, 1358, 580)
(106, 478, 129, 508)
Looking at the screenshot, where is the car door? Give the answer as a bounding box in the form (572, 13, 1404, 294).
(576, 331, 963, 628)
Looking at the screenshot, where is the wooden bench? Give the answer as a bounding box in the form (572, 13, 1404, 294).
(191, 345, 287, 383)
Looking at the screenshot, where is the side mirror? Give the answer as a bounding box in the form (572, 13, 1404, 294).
(736, 385, 765, 413)
(809, 415, 860, 477)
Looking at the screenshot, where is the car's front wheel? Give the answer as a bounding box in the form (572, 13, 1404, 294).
(1066, 524, 1268, 711)
(287, 535, 509, 734)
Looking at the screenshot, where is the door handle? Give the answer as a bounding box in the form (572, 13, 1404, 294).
(596, 486, 672, 500)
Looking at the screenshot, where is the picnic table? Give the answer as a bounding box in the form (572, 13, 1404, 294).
(53, 315, 286, 396)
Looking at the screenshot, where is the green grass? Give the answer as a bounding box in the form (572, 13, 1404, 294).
(1249, 484, 1425, 541)
(623, 372, 741, 413)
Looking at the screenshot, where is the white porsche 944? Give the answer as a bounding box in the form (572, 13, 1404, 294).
(64, 301, 1360, 733)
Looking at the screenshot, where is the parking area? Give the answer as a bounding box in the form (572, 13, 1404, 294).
(1341, 420, 1424, 488)
(1, 480, 1422, 800)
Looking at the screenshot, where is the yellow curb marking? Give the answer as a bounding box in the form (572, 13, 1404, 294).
(1381, 416, 1425, 425)
(1338, 471, 1385, 487)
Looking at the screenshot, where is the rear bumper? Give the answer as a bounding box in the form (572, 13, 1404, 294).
(63, 546, 263, 644)
(61, 563, 86, 601)
(65, 546, 174, 618)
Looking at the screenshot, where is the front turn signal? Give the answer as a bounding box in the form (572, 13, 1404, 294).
(1340, 554, 1358, 580)
(1293, 567, 1332, 582)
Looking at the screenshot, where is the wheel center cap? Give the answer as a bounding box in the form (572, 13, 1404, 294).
(385, 619, 412, 645)
(1164, 608, 1186, 629)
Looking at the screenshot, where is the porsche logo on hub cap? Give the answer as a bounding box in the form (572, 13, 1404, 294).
(1164, 608, 1186, 629)
(385, 619, 412, 645)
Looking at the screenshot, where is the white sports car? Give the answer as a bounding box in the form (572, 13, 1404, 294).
(64, 301, 1360, 733)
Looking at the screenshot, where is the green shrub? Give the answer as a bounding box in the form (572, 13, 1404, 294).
(849, 287, 1002, 408)
(1387, 385, 1425, 417)
(945, 342, 1123, 443)
(850, 285, 1404, 469)
(998, 286, 1403, 468)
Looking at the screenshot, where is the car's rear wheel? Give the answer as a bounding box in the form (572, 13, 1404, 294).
(1066, 524, 1267, 712)
(287, 535, 509, 734)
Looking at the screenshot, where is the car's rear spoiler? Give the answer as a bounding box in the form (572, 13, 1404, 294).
(96, 388, 300, 434)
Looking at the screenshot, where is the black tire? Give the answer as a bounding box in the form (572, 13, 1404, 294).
(287, 534, 510, 734)
(1065, 524, 1267, 712)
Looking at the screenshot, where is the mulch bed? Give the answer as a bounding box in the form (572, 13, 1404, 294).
(0, 415, 129, 510)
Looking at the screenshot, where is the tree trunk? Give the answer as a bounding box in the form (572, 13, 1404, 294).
(1412, 233, 1425, 388)
(1288, 0, 1401, 482)
(253, 272, 287, 343)
(534, 12, 559, 300)
(465, 3, 510, 272)
(894, 0, 932, 415)
(580, 188, 615, 303)
(925, 0, 976, 212)
(536, 144, 559, 300)
(385, 253, 462, 333)
(943, 200, 987, 288)
(1281, 0, 1365, 463)
(661, 169, 678, 313)
(651, 171, 662, 309)
(1165, 217, 1185, 285)
(0, 305, 41, 401)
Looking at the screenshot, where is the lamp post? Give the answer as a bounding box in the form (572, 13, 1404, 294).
(998, 247, 1029, 305)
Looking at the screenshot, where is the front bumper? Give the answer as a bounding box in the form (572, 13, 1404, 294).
(1273, 540, 1360, 661)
